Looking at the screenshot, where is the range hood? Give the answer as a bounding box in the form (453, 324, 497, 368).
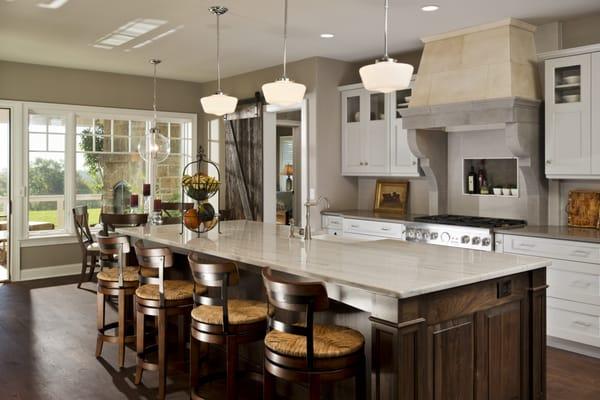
(399, 19, 547, 225)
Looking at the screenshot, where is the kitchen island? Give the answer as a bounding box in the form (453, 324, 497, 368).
(120, 221, 550, 400)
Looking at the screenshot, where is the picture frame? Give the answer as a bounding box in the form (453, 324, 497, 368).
(374, 180, 409, 214)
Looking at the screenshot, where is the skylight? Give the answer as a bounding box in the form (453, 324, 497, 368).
(126, 25, 184, 51)
(93, 18, 167, 50)
(37, 0, 69, 9)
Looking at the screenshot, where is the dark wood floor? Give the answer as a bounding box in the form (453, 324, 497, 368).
(0, 276, 598, 399)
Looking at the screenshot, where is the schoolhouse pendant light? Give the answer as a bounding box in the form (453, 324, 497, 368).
(359, 0, 414, 93)
(201, 6, 238, 116)
(262, 0, 306, 106)
(138, 59, 170, 163)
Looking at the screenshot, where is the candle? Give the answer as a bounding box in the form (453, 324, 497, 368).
(153, 199, 162, 212)
(143, 183, 151, 197)
(130, 194, 139, 208)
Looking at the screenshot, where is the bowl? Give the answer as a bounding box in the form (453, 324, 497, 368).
(562, 94, 581, 103)
(502, 188, 511, 196)
(562, 75, 580, 85)
(404, 96, 412, 103)
(511, 188, 519, 197)
(493, 188, 502, 195)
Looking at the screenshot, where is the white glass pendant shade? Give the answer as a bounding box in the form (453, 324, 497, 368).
(262, 78, 306, 106)
(359, 59, 414, 93)
(201, 92, 238, 116)
(138, 128, 170, 163)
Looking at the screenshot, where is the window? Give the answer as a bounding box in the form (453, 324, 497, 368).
(28, 112, 67, 233)
(22, 103, 196, 237)
(207, 119, 220, 211)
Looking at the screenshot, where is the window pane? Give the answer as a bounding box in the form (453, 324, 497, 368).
(97, 135, 112, 152)
(170, 123, 181, 138)
(95, 119, 111, 136)
(170, 138, 181, 154)
(28, 152, 65, 231)
(113, 120, 129, 136)
(131, 121, 146, 136)
(29, 114, 47, 133)
(76, 116, 93, 134)
(113, 136, 129, 152)
(157, 155, 182, 202)
(48, 117, 66, 133)
(156, 122, 168, 136)
(47, 134, 65, 152)
(29, 133, 47, 151)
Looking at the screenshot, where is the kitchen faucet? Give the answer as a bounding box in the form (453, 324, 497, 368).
(303, 196, 330, 240)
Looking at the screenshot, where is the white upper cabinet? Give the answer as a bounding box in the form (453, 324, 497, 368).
(543, 48, 599, 178)
(339, 79, 419, 177)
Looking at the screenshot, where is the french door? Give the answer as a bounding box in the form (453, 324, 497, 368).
(0, 107, 11, 281)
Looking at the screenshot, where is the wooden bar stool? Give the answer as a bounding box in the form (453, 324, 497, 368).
(73, 206, 100, 289)
(133, 241, 198, 400)
(95, 235, 139, 368)
(261, 268, 366, 400)
(188, 254, 269, 400)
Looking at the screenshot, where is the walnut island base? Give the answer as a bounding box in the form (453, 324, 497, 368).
(119, 221, 549, 400)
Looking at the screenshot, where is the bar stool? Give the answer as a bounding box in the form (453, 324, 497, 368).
(95, 235, 139, 367)
(73, 206, 100, 289)
(261, 268, 366, 400)
(188, 254, 268, 400)
(133, 241, 199, 400)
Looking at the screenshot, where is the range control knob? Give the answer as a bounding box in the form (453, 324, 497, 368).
(441, 232, 450, 242)
(430, 232, 439, 240)
(415, 230, 423, 240)
(423, 232, 431, 240)
(471, 237, 481, 245)
(461, 235, 470, 244)
(482, 237, 491, 247)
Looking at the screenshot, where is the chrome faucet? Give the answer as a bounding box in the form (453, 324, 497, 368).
(303, 196, 330, 240)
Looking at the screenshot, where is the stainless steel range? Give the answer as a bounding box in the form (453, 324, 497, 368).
(405, 215, 526, 252)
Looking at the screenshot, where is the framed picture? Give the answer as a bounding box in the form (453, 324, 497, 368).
(374, 180, 409, 214)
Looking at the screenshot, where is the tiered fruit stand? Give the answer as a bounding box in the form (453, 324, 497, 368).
(180, 147, 221, 236)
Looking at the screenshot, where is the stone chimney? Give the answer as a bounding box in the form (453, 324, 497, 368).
(410, 18, 541, 107)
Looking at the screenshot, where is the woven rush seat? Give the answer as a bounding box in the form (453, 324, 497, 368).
(265, 324, 364, 359)
(191, 299, 268, 325)
(97, 266, 141, 282)
(136, 280, 204, 301)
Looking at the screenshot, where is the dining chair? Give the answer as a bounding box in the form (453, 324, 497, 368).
(73, 206, 100, 288)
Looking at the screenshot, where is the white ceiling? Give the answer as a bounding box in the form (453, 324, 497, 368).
(0, 0, 599, 83)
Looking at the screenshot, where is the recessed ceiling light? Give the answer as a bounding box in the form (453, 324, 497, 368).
(421, 5, 439, 12)
(37, 0, 69, 9)
(320, 33, 335, 39)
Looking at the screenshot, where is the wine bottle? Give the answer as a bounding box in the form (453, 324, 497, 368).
(467, 166, 477, 194)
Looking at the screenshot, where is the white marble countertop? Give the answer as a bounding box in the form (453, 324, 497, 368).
(119, 221, 550, 299)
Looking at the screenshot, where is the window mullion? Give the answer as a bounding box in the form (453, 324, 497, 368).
(64, 111, 76, 234)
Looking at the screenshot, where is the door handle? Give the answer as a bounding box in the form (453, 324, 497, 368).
(570, 280, 591, 289)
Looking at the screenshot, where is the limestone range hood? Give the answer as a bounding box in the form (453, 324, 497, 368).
(400, 18, 547, 225)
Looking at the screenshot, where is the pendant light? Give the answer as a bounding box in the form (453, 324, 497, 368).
(138, 59, 170, 163)
(262, 0, 306, 106)
(201, 6, 238, 116)
(359, 0, 414, 93)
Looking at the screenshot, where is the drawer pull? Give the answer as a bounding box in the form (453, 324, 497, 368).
(329, 221, 341, 225)
(381, 227, 391, 231)
(570, 280, 592, 289)
(351, 225, 360, 229)
(571, 250, 591, 257)
(518, 243, 536, 248)
(572, 320, 592, 328)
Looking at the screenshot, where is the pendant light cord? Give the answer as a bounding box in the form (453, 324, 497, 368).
(216, 12, 222, 92)
(282, 0, 288, 79)
(383, 0, 389, 59)
(152, 60, 158, 127)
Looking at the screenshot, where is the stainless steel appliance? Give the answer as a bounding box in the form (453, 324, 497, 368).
(405, 215, 526, 252)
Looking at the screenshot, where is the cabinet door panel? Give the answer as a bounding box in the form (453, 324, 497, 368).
(431, 318, 474, 400)
(341, 89, 365, 175)
(364, 120, 388, 173)
(545, 54, 591, 176)
(477, 301, 523, 400)
(592, 52, 600, 173)
(344, 123, 364, 173)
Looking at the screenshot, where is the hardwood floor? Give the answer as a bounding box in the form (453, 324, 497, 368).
(0, 276, 598, 399)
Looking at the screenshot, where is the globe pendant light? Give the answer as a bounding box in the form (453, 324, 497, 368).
(201, 6, 238, 116)
(138, 59, 170, 163)
(262, 0, 306, 106)
(359, 0, 414, 93)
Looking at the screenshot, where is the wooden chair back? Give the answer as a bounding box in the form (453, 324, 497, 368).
(73, 206, 94, 253)
(134, 240, 174, 306)
(100, 213, 148, 234)
(188, 253, 239, 332)
(261, 268, 329, 366)
(96, 235, 131, 287)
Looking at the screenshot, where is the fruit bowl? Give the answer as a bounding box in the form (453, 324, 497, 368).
(183, 203, 218, 233)
(182, 173, 220, 201)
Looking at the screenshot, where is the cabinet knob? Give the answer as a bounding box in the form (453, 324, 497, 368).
(546, 160, 552, 164)
(365, 161, 368, 166)
(412, 161, 417, 165)
(359, 162, 364, 166)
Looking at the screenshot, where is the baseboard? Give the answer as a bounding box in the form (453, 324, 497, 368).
(548, 336, 600, 359)
(19, 263, 81, 281)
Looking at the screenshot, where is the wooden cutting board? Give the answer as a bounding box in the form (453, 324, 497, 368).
(567, 190, 600, 228)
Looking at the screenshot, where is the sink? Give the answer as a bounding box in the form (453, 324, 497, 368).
(310, 233, 384, 244)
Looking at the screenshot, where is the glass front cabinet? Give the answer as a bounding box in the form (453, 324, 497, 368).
(543, 47, 600, 178)
(340, 78, 419, 177)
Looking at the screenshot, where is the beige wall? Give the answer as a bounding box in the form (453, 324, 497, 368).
(0, 60, 203, 270)
(562, 12, 600, 49)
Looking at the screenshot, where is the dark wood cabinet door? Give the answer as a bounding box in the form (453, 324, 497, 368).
(475, 301, 524, 400)
(430, 316, 475, 400)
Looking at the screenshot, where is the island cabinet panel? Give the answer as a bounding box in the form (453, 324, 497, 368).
(370, 269, 547, 400)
